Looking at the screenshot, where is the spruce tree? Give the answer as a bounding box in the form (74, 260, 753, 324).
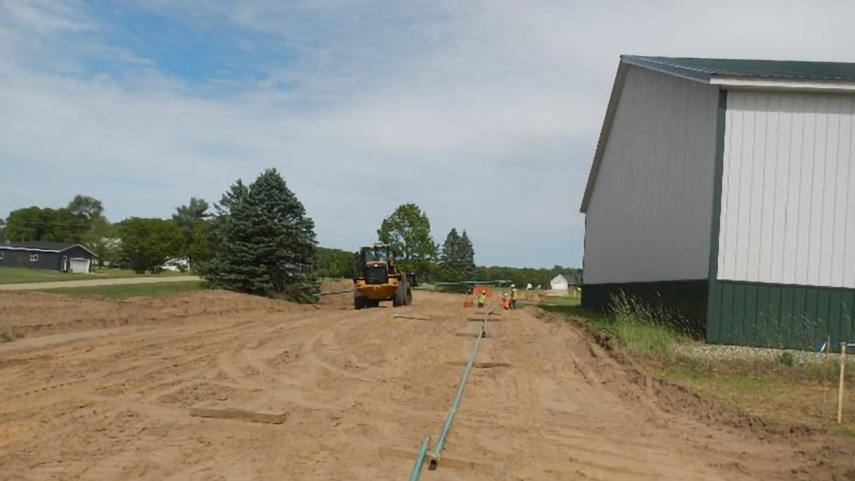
(440, 228, 464, 282)
(440, 228, 462, 265)
(460, 230, 476, 280)
(205, 169, 318, 301)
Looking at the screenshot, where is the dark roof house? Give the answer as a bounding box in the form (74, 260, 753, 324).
(0, 242, 97, 273)
(562, 272, 583, 285)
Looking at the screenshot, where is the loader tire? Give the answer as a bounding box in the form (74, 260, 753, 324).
(354, 293, 366, 310)
(393, 281, 407, 307)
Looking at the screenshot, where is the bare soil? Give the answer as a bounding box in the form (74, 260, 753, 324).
(0, 289, 853, 480)
(0, 275, 201, 291)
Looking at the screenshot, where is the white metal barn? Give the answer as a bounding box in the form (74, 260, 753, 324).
(581, 56, 855, 348)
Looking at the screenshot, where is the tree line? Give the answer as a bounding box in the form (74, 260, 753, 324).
(364, 202, 577, 287)
(1, 168, 578, 300)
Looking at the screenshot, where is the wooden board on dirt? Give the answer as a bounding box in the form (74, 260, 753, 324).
(189, 401, 289, 424)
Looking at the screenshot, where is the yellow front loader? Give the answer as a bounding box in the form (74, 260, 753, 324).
(353, 244, 414, 309)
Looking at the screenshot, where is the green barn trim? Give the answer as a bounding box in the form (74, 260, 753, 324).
(707, 280, 855, 349)
(705, 89, 727, 343)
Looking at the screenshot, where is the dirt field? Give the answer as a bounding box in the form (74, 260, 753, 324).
(1, 288, 853, 480)
(0, 275, 200, 291)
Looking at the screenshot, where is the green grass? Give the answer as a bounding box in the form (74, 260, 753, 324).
(600, 319, 683, 359)
(537, 295, 582, 307)
(0, 267, 188, 285)
(536, 292, 688, 359)
(659, 361, 855, 430)
(38, 281, 203, 299)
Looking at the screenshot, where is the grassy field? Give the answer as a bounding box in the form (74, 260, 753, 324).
(0, 267, 187, 285)
(547, 294, 855, 437)
(38, 281, 203, 300)
(659, 360, 855, 434)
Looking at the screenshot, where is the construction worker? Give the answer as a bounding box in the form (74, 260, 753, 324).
(510, 285, 519, 309)
(502, 292, 511, 310)
(477, 289, 487, 308)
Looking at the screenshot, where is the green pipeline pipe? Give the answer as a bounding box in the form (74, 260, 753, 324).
(407, 435, 431, 481)
(429, 309, 492, 469)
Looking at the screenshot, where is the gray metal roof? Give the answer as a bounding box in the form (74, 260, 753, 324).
(0, 242, 97, 256)
(622, 55, 855, 83)
(562, 272, 583, 284)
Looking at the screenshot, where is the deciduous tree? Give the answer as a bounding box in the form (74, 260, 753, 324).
(173, 197, 209, 229)
(377, 203, 437, 262)
(67, 195, 104, 220)
(118, 218, 184, 273)
(173, 197, 210, 268)
(377, 203, 437, 281)
(316, 247, 359, 279)
(5, 207, 88, 243)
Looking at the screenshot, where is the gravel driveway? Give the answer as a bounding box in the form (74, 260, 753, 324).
(0, 276, 200, 291)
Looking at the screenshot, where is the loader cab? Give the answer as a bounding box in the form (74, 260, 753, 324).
(362, 246, 390, 264)
(359, 245, 394, 284)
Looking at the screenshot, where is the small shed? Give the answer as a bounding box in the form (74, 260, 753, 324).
(581, 55, 855, 348)
(0, 242, 97, 273)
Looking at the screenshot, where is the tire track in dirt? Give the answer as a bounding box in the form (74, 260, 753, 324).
(1, 290, 853, 480)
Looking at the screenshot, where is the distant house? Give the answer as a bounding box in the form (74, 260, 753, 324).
(0, 242, 97, 273)
(550, 274, 569, 291)
(162, 257, 189, 272)
(550, 272, 583, 291)
(565, 271, 583, 287)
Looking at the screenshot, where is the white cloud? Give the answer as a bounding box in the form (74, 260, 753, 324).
(2, 0, 855, 266)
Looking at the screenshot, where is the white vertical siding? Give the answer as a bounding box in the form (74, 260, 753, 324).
(718, 91, 855, 288)
(585, 66, 719, 284)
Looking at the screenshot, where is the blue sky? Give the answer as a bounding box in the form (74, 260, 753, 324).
(2, 1, 855, 267)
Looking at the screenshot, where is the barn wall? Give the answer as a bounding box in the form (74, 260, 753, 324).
(717, 91, 855, 288)
(708, 90, 855, 348)
(584, 66, 719, 285)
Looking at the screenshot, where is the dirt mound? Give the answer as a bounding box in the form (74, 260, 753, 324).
(530, 307, 855, 479)
(0, 289, 310, 339)
(318, 279, 355, 309)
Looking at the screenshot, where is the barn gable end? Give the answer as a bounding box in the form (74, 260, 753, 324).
(582, 64, 719, 331)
